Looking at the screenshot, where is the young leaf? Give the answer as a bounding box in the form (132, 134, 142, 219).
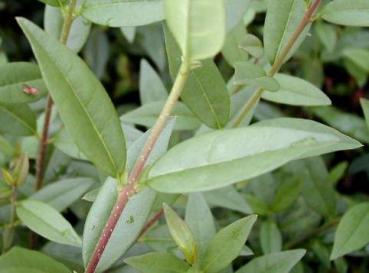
(264, 0, 306, 64)
(16, 200, 82, 247)
(18, 18, 126, 177)
(0, 103, 36, 136)
(165, 0, 226, 61)
(0, 62, 47, 104)
(163, 204, 197, 264)
(44, 5, 91, 53)
(261, 74, 331, 106)
(234, 62, 280, 91)
(331, 202, 369, 260)
(139, 59, 168, 105)
(31, 177, 96, 211)
(185, 193, 216, 256)
(125, 252, 190, 273)
(148, 118, 361, 193)
(260, 220, 282, 254)
(81, 0, 165, 27)
(235, 250, 306, 273)
(0, 247, 71, 273)
(202, 215, 257, 273)
(322, 0, 369, 27)
(83, 178, 156, 272)
(164, 27, 230, 128)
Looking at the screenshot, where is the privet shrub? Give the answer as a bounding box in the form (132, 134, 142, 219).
(0, 0, 368, 273)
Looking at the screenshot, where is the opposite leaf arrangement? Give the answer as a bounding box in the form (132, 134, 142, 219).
(0, 0, 369, 273)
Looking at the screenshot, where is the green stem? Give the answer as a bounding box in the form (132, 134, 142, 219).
(34, 0, 77, 192)
(85, 60, 192, 273)
(2, 186, 17, 253)
(231, 0, 321, 127)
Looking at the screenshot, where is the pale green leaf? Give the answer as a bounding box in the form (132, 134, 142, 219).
(342, 48, 369, 72)
(125, 252, 190, 273)
(262, 74, 331, 106)
(16, 200, 82, 247)
(83, 178, 156, 272)
(264, 0, 306, 64)
(360, 98, 369, 130)
(235, 250, 306, 273)
(202, 215, 257, 273)
(38, 0, 68, 7)
(315, 21, 337, 53)
(331, 202, 369, 260)
(322, 0, 369, 27)
(222, 23, 249, 67)
(260, 220, 282, 254)
(239, 33, 264, 59)
(0, 62, 47, 104)
(0, 103, 36, 136)
(165, 0, 226, 61)
(0, 247, 71, 273)
(18, 18, 126, 177)
(148, 118, 361, 193)
(81, 0, 165, 27)
(225, 0, 251, 31)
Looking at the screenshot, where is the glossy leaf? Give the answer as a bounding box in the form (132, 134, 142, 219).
(235, 250, 306, 273)
(165, 0, 226, 61)
(264, 0, 306, 64)
(0, 103, 36, 136)
(0, 62, 47, 104)
(16, 200, 82, 247)
(83, 178, 156, 272)
(322, 0, 369, 27)
(125, 252, 190, 273)
(164, 204, 197, 264)
(331, 202, 369, 260)
(262, 74, 331, 106)
(44, 5, 91, 53)
(139, 59, 167, 105)
(0, 247, 71, 273)
(148, 118, 361, 193)
(185, 193, 216, 256)
(18, 18, 126, 177)
(202, 215, 257, 273)
(31, 177, 96, 211)
(81, 0, 165, 27)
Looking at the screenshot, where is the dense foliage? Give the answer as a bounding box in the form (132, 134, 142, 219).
(0, 0, 369, 273)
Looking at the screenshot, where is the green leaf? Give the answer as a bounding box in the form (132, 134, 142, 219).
(260, 220, 282, 254)
(225, 0, 251, 31)
(360, 98, 369, 130)
(311, 106, 369, 144)
(148, 118, 361, 193)
(38, 0, 68, 7)
(121, 27, 136, 43)
(204, 186, 252, 214)
(0, 62, 47, 104)
(240, 33, 264, 59)
(331, 202, 369, 260)
(139, 59, 167, 105)
(83, 178, 156, 272)
(185, 193, 216, 256)
(235, 250, 306, 273)
(44, 5, 91, 53)
(264, 0, 307, 64)
(81, 0, 165, 27)
(16, 200, 82, 247)
(322, 0, 369, 27)
(0, 247, 71, 273)
(164, 204, 197, 264)
(262, 74, 331, 106)
(222, 23, 249, 67)
(271, 178, 302, 212)
(31, 177, 96, 211)
(121, 101, 201, 131)
(0, 103, 36, 136)
(18, 18, 126, 177)
(165, 0, 226, 61)
(315, 21, 337, 53)
(164, 27, 230, 128)
(234, 62, 280, 91)
(125, 252, 190, 273)
(342, 48, 369, 72)
(202, 215, 257, 273)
